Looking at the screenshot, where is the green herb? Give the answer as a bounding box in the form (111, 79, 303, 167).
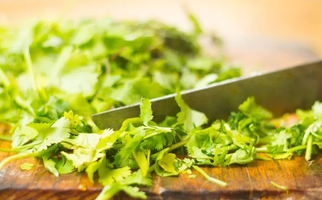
(1, 16, 322, 200)
(20, 162, 34, 171)
(188, 174, 196, 179)
(192, 165, 227, 187)
(0, 16, 241, 199)
(270, 181, 289, 193)
(0, 135, 11, 141)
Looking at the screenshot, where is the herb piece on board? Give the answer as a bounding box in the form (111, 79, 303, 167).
(270, 181, 289, 193)
(20, 162, 34, 171)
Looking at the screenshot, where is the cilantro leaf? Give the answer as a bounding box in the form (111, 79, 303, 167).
(56, 156, 75, 174)
(155, 148, 178, 176)
(158, 153, 178, 174)
(239, 97, 272, 120)
(99, 166, 132, 185)
(8, 15, 315, 200)
(140, 98, 153, 126)
(175, 92, 208, 131)
(133, 150, 150, 177)
(121, 170, 152, 186)
(43, 154, 59, 177)
(114, 129, 145, 168)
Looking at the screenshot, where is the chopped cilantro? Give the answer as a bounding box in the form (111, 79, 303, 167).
(20, 162, 34, 171)
(1, 15, 322, 200)
(270, 181, 289, 193)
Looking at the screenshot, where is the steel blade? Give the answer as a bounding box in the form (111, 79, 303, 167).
(93, 60, 322, 130)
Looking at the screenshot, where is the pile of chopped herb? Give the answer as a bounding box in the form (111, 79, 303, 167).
(0, 17, 240, 199)
(0, 17, 239, 126)
(1, 17, 322, 200)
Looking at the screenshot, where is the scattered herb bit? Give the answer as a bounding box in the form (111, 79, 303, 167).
(0, 135, 11, 141)
(20, 162, 34, 171)
(270, 181, 289, 193)
(192, 165, 227, 187)
(188, 174, 196, 179)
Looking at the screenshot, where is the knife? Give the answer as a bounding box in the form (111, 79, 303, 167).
(92, 60, 322, 130)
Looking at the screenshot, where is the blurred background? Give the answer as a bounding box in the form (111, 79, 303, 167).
(0, 0, 321, 73)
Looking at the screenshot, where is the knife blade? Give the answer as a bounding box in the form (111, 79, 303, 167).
(92, 60, 322, 130)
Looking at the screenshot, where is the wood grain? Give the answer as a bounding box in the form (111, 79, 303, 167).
(1, 134, 322, 200)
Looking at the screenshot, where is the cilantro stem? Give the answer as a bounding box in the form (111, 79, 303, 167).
(142, 127, 172, 140)
(11, 141, 42, 151)
(287, 145, 307, 153)
(305, 135, 313, 161)
(9, 124, 18, 135)
(23, 47, 49, 101)
(53, 46, 73, 76)
(148, 164, 155, 173)
(0, 148, 19, 152)
(302, 124, 314, 145)
(0, 151, 39, 169)
(270, 181, 288, 193)
(168, 139, 188, 152)
(255, 155, 271, 161)
(119, 118, 142, 132)
(0, 144, 56, 169)
(192, 165, 227, 187)
(311, 131, 322, 140)
(0, 135, 12, 141)
(23, 47, 37, 91)
(255, 147, 268, 153)
(89, 59, 110, 102)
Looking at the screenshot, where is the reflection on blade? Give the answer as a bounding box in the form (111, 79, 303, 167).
(93, 60, 322, 130)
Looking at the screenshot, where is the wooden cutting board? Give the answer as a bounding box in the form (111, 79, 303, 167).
(0, 42, 321, 200)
